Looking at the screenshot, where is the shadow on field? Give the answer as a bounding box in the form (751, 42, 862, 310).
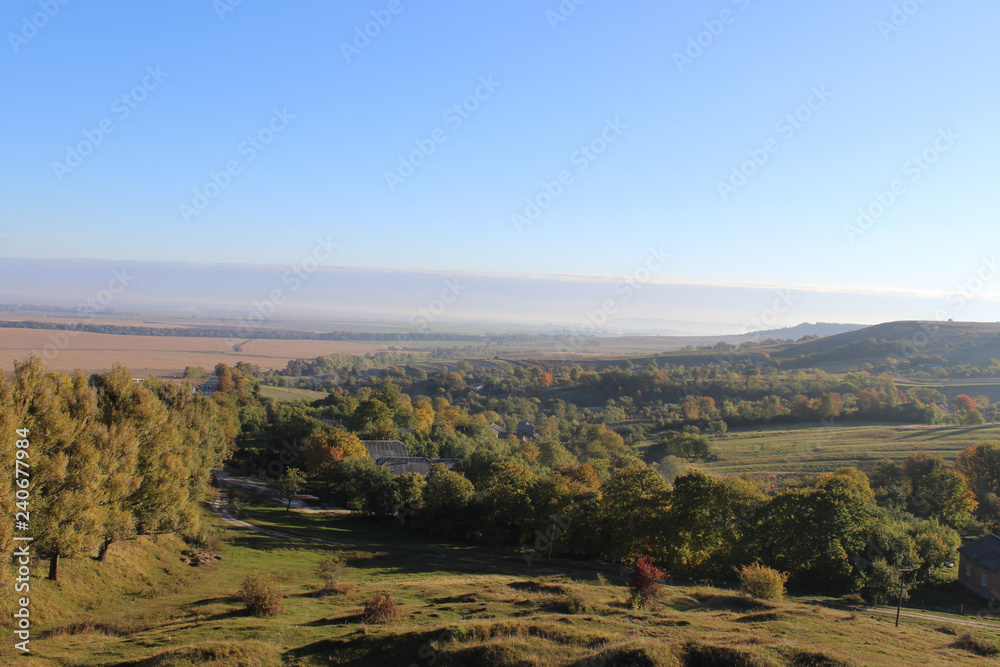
(285, 627, 443, 666)
(303, 612, 364, 626)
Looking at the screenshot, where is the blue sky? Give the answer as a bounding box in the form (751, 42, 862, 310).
(2, 0, 999, 329)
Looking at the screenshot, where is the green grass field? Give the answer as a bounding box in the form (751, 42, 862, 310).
(258, 385, 329, 401)
(13, 487, 1000, 666)
(694, 423, 1000, 476)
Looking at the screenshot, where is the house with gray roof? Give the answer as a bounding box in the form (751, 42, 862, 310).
(958, 533, 1000, 599)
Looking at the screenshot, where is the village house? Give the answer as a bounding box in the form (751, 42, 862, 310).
(957, 533, 1000, 599)
(360, 440, 460, 477)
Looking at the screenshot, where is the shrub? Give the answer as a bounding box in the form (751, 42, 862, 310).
(561, 590, 595, 614)
(317, 555, 346, 592)
(737, 564, 788, 601)
(840, 593, 865, 606)
(862, 560, 909, 605)
(628, 555, 665, 609)
(239, 572, 283, 617)
(362, 592, 400, 623)
(954, 630, 1000, 656)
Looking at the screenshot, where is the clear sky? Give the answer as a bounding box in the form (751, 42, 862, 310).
(2, 0, 999, 329)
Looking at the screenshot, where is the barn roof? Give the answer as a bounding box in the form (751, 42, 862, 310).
(959, 533, 1000, 572)
(362, 440, 408, 460)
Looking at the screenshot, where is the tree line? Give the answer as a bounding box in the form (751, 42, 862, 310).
(1, 357, 242, 583)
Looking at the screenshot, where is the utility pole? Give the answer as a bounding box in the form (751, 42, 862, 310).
(896, 568, 915, 627)
(548, 515, 557, 560)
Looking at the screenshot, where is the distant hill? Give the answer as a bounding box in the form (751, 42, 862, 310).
(771, 320, 1000, 370)
(744, 322, 865, 341)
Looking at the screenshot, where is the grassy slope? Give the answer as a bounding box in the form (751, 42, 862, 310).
(688, 423, 1000, 475)
(9, 495, 1000, 667)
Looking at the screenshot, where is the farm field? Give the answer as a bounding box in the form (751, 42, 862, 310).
(258, 385, 329, 401)
(18, 487, 1000, 666)
(0, 328, 401, 377)
(696, 423, 1000, 476)
(895, 378, 1000, 402)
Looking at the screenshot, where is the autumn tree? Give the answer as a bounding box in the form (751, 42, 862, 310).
(276, 468, 307, 511)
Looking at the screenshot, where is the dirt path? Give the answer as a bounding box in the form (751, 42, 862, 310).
(213, 469, 350, 514)
(806, 598, 1000, 632)
(210, 477, 353, 547)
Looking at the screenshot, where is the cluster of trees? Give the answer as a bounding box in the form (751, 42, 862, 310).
(257, 352, 998, 431)
(0, 358, 243, 582)
(239, 370, 1000, 599)
(310, 452, 964, 597)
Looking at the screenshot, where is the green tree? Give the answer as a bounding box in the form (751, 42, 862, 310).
(912, 467, 977, 528)
(276, 468, 307, 511)
(863, 560, 911, 605)
(597, 465, 671, 562)
(420, 463, 475, 538)
(478, 461, 537, 546)
(666, 471, 765, 574)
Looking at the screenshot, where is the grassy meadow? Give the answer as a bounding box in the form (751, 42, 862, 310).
(11, 487, 1000, 667)
(692, 423, 1000, 476)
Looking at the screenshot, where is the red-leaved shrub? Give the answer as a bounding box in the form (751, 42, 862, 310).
(628, 555, 665, 609)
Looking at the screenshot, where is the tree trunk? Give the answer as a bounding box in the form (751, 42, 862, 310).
(286, 496, 292, 511)
(48, 553, 60, 581)
(98, 536, 115, 562)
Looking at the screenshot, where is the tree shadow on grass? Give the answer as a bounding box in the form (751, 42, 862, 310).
(303, 612, 365, 626)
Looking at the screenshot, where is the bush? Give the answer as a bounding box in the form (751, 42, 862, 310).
(317, 555, 346, 592)
(862, 560, 909, 605)
(841, 593, 865, 606)
(362, 592, 400, 623)
(239, 572, 283, 617)
(954, 630, 1000, 656)
(628, 555, 665, 609)
(737, 564, 788, 601)
(560, 590, 595, 614)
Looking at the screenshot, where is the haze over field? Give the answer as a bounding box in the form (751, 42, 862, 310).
(2, 1, 999, 332)
(3, 258, 998, 335)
